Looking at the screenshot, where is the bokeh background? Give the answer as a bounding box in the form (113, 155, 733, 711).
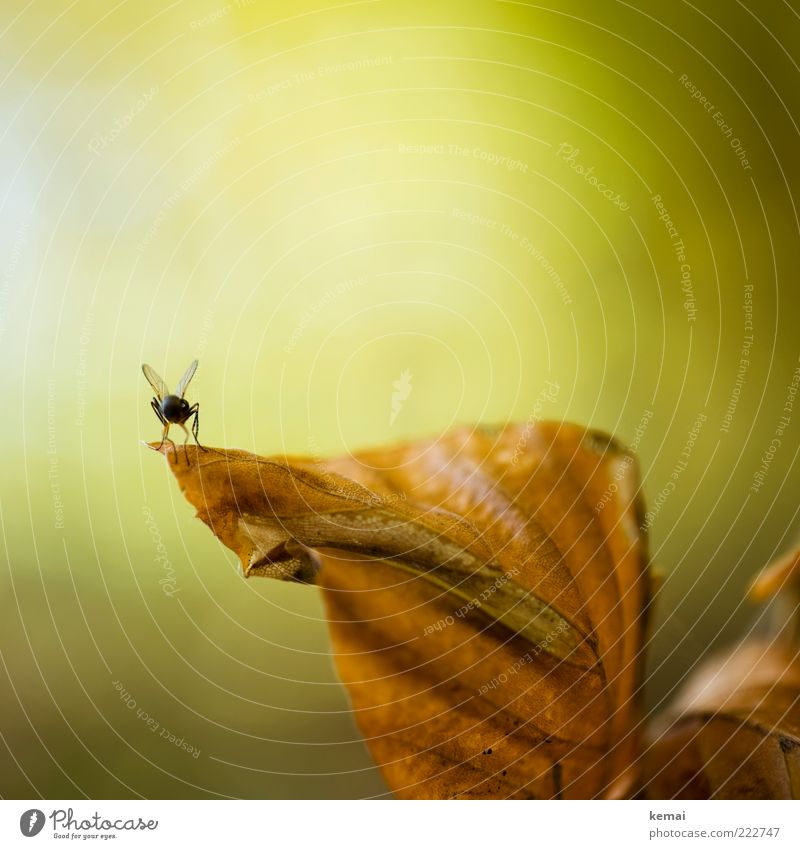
(1, 0, 799, 798)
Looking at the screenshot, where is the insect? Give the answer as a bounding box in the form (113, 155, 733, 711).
(142, 359, 207, 462)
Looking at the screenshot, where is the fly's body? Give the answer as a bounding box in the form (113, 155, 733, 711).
(142, 359, 206, 461)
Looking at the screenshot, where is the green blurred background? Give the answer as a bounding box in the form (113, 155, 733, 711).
(1, 0, 798, 798)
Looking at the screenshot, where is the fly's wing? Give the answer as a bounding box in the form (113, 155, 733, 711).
(141, 364, 169, 400)
(175, 359, 198, 398)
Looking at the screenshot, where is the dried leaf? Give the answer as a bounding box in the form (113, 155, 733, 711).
(642, 544, 800, 799)
(749, 545, 800, 644)
(152, 421, 651, 798)
(641, 642, 800, 799)
(749, 546, 800, 603)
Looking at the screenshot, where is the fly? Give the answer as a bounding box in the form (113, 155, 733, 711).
(142, 359, 207, 462)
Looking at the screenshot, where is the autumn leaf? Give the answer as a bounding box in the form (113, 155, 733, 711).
(640, 545, 800, 799)
(640, 642, 800, 799)
(151, 420, 652, 798)
(750, 545, 800, 646)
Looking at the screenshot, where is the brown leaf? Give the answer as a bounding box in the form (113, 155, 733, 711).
(152, 420, 652, 798)
(749, 546, 800, 603)
(642, 544, 800, 800)
(641, 641, 800, 799)
(749, 544, 800, 645)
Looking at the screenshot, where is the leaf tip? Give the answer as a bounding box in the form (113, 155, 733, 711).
(749, 545, 800, 603)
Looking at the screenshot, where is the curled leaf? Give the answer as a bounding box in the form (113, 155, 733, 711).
(152, 420, 651, 798)
(642, 544, 800, 799)
(749, 545, 800, 644)
(749, 546, 800, 603)
(641, 641, 800, 799)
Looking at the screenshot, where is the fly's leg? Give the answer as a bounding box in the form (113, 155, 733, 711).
(187, 403, 208, 452)
(177, 422, 192, 465)
(161, 425, 177, 461)
(151, 398, 166, 427)
(151, 399, 176, 460)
